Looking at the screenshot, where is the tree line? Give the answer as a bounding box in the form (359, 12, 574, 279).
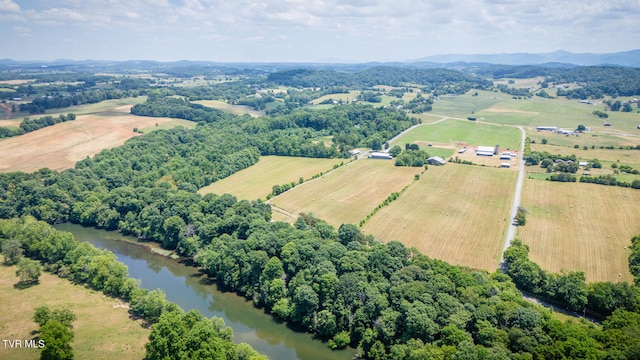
(0, 216, 266, 360)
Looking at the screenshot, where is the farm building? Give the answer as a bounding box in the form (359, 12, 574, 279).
(427, 156, 446, 165)
(476, 145, 497, 156)
(557, 128, 574, 135)
(501, 163, 511, 168)
(578, 161, 590, 167)
(500, 152, 512, 160)
(537, 126, 558, 131)
(369, 152, 393, 160)
(637, 125, 640, 130)
(349, 149, 361, 155)
(458, 147, 467, 154)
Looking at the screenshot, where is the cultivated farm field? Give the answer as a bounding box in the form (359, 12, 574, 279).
(0, 259, 149, 360)
(518, 179, 639, 283)
(198, 156, 345, 200)
(363, 164, 517, 271)
(269, 159, 422, 226)
(0, 107, 193, 172)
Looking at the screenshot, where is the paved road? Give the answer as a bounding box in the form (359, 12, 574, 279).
(501, 126, 526, 266)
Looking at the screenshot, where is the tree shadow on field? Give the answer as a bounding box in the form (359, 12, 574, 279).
(13, 280, 39, 290)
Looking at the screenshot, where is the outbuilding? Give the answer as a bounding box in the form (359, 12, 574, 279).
(477, 146, 496, 156)
(500, 163, 511, 168)
(427, 156, 446, 165)
(369, 152, 393, 160)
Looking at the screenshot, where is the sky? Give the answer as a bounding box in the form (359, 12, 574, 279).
(1, 0, 639, 62)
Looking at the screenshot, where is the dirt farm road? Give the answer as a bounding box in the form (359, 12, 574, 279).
(501, 126, 526, 265)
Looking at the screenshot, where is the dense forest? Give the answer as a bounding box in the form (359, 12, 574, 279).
(266, 67, 493, 93)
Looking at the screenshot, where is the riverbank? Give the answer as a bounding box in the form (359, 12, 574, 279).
(55, 223, 356, 360)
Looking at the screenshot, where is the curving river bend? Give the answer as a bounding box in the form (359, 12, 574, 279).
(55, 223, 355, 360)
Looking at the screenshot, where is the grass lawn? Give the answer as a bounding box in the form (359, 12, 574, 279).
(0, 259, 149, 360)
(391, 118, 521, 150)
(199, 156, 345, 200)
(518, 179, 640, 283)
(270, 158, 422, 227)
(363, 164, 516, 271)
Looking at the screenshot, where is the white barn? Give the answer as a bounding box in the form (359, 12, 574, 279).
(369, 152, 393, 160)
(427, 156, 446, 165)
(477, 146, 496, 156)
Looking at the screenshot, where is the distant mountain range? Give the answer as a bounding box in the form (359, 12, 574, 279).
(1, 50, 639, 68)
(411, 50, 640, 67)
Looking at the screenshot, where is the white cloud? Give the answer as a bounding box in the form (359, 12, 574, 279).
(0, 0, 20, 12)
(1, 0, 639, 61)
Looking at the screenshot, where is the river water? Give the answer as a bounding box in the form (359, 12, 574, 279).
(55, 223, 355, 360)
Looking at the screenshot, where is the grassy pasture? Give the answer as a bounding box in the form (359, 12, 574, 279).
(0, 259, 149, 360)
(193, 100, 265, 118)
(518, 179, 639, 283)
(531, 143, 640, 166)
(310, 91, 360, 105)
(431, 90, 507, 118)
(269, 159, 422, 226)
(0, 110, 192, 173)
(528, 130, 639, 149)
(198, 156, 345, 200)
(363, 164, 516, 271)
(391, 119, 521, 150)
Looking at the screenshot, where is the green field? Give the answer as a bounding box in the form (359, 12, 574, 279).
(0, 259, 149, 360)
(198, 156, 345, 200)
(269, 159, 422, 226)
(391, 118, 521, 150)
(430, 90, 507, 118)
(363, 164, 516, 271)
(311, 91, 360, 105)
(531, 143, 640, 166)
(193, 99, 265, 117)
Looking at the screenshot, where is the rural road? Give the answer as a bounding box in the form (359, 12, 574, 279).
(501, 126, 526, 266)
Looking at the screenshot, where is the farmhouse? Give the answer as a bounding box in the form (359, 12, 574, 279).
(427, 156, 446, 166)
(537, 126, 557, 131)
(369, 152, 393, 160)
(476, 145, 498, 157)
(349, 149, 361, 155)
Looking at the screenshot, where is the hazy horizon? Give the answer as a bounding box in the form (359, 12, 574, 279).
(1, 0, 639, 63)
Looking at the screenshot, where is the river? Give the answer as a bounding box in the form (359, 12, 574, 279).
(55, 223, 355, 360)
